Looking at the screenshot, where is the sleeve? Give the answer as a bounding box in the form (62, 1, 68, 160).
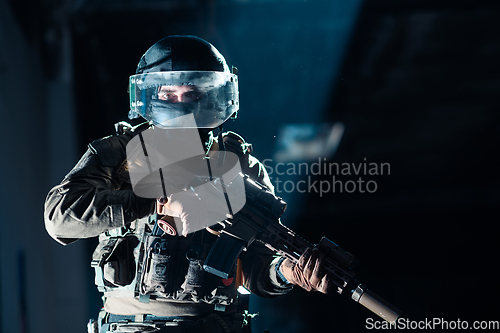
(238, 156, 293, 297)
(240, 242, 293, 298)
(44, 134, 155, 245)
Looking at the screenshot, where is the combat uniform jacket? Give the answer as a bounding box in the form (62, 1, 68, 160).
(44, 122, 292, 318)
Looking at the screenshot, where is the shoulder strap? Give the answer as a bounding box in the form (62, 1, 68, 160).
(115, 121, 151, 137)
(112, 121, 152, 182)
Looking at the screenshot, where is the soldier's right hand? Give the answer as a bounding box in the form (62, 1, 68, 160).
(156, 190, 228, 237)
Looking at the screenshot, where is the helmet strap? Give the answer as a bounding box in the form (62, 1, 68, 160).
(217, 125, 226, 168)
(217, 125, 226, 152)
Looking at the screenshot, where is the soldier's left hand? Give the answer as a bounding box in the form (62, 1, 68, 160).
(279, 248, 332, 294)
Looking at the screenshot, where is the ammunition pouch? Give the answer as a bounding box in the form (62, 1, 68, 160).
(92, 236, 139, 292)
(135, 229, 238, 307)
(139, 235, 171, 295)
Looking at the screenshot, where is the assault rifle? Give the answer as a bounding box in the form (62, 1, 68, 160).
(203, 174, 401, 323)
(131, 126, 400, 321)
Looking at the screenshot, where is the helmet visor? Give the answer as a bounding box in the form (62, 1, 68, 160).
(129, 71, 239, 128)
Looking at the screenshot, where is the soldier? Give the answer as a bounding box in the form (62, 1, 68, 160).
(44, 35, 331, 333)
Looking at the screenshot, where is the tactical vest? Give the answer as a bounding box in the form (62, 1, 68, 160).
(91, 123, 254, 310)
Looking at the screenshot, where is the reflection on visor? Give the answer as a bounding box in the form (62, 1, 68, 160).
(129, 71, 239, 128)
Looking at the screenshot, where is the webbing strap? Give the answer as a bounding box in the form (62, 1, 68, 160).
(92, 263, 106, 292)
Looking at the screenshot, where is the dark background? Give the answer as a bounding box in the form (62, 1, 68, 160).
(1, 0, 499, 332)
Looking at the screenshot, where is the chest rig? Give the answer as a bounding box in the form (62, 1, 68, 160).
(91, 124, 253, 310)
